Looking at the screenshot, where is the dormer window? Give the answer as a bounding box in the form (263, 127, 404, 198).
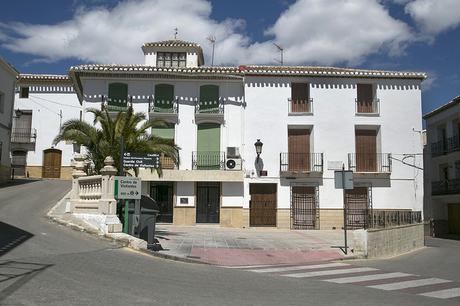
(157, 52, 186, 68)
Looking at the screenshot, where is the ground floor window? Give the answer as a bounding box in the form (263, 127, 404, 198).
(345, 186, 372, 229)
(291, 185, 319, 230)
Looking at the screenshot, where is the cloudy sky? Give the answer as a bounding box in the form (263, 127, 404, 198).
(1, 0, 459, 114)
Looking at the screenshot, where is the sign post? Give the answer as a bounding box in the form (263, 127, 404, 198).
(122, 152, 160, 169)
(114, 176, 141, 233)
(333, 165, 353, 255)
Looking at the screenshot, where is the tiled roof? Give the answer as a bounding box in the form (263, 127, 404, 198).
(423, 96, 460, 119)
(142, 39, 202, 49)
(241, 65, 427, 79)
(18, 74, 71, 81)
(69, 64, 242, 75)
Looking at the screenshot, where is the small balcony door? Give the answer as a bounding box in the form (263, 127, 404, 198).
(355, 130, 377, 172)
(288, 129, 310, 171)
(291, 83, 310, 113)
(152, 123, 175, 169)
(356, 84, 374, 113)
(197, 123, 221, 169)
(154, 84, 174, 112)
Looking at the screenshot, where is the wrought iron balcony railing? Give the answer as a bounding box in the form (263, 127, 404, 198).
(288, 98, 313, 114)
(102, 96, 132, 112)
(431, 136, 460, 157)
(192, 151, 225, 170)
(355, 98, 380, 114)
(432, 179, 460, 195)
(149, 99, 178, 114)
(348, 153, 392, 173)
(11, 128, 37, 144)
(195, 99, 224, 114)
(280, 153, 323, 173)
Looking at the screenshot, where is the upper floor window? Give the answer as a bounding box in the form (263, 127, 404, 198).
(356, 84, 379, 114)
(107, 83, 128, 110)
(290, 83, 311, 113)
(20, 87, 29, 99)
(157, 52, 186, 68)
(198, 85, 221, 114)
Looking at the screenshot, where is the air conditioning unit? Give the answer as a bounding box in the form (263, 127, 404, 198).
(226, 147, 240, 158)
(225, 158, 242, 171)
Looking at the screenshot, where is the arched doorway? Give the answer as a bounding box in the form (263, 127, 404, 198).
(42, 148, 62, 178)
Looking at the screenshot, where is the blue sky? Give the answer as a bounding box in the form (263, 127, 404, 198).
(1, 0, 459, 115)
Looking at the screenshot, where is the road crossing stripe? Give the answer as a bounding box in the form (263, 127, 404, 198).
(419, 287, 460, 299)
(324, 272, 414, 284)
(368, 278, 451, 290)
(249, 263, 350, 273)
(283, 267, 378, 278)
(221, 264, 281, 269)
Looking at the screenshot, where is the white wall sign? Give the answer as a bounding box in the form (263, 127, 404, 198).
(114, 176, 141, 199)
(328, 161, 344, 170)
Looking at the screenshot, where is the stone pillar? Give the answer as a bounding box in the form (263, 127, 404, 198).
(70, 154, 87, 211)
(99, 156, 122, 233)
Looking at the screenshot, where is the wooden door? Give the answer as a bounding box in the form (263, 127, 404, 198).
(250, 184, 277, 227)
(355, 130, 377, 172)
(288, 129, 310, 171)
(150, 182, 174, 223)
(345, 187, 369, 229)
(291, 186, 317, 229)
(196, 182, 220, 223)
(42, 149, 62, 178)
(291, 83, 310, 112)
(356, 84, 374, 113)
(448, 204, 460, 234)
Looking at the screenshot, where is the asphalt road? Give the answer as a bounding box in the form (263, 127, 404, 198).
(1, 179, 459, 305)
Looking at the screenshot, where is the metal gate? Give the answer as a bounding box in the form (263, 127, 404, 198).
(196, 182, 220, 223)
(291, 186, 319, 229)
(345, 187, 372, 229)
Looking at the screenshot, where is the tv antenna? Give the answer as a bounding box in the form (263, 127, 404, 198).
(273, 43, 284, 66)
(207, 35, 216, 66)
(174, 27, 178, 40)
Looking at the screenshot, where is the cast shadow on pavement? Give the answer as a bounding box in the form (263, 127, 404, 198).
(0, 221, 34, 257)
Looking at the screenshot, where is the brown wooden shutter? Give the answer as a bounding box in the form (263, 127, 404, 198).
(355, 130, 377, 172)
(357, 84, 374, 113)
(288, 129, 310, 171)
(291, 83, 310, 112)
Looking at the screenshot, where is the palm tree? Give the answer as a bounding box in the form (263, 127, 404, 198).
(53, 106, 179, 175)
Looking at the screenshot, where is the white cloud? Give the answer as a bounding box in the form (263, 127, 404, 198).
(405, 0, 460, 36)
(0, 0, 415, 66)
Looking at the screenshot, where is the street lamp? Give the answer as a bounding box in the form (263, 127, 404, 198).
(254, 139, 263, 161)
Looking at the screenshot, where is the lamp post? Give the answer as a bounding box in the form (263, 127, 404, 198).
(254, 139, 263, 161)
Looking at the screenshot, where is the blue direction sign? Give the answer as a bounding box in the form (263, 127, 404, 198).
(122, 152, 160, 168)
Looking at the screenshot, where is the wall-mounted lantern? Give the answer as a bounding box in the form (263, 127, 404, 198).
(254, 139, 263, 161)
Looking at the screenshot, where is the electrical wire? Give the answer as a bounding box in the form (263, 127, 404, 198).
(29, 94, 82, 109)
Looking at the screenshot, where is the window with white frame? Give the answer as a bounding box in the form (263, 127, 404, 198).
(156, 52, 186, 68)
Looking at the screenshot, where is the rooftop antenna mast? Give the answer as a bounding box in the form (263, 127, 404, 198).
(174, 27, 178, 40)
(273, 43, 284, 66)
(207, 35, 216, 66)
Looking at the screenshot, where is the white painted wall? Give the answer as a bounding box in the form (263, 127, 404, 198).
(243, 76, 424, 211)
(222, 182, 244, 207)
(14, 85, 82, 166)
(176, 182, 195, 206)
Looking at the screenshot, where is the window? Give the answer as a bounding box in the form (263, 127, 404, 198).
(107, 83, 128, 110)
(156, 52, 186, 68)
(20, 87, 29, 99)
(154, 84, 175, 112)
(198, 85, 220, 113)
(290, 83, 311, 113)
(356, 84, 378, 114)
(0, 91, 4, 113)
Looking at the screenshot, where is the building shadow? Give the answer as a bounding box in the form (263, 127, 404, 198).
(0, 222, 34, 257)
(0, 179, 41, 189)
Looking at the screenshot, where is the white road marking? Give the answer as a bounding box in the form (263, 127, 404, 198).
(222, 264, 281, 269)
(249, 262, 350, 273)
(368, 278, 451, 290)
(283, 267, 378, 278)
(324, 272, 414, 284)
(419, 287, 460, 299)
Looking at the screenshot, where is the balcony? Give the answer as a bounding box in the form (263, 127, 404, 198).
(348, 153, 392, 173)
(288, 98, 313, 115)
(280, 153, 323, 177)
(355, 98, 380, 115)
(149, 99, 179, 123)
(102, 96, 132, 113)
(192, 151, 225, 170)
(431, 135, 460, 157)
(194, 99, 224, 124)
(432, 179, 460, 195)
(159, 155, 176, 170)
(10, 128, 36, 152)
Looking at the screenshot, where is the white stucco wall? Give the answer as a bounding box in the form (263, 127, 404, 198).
(14, 85, 82, 166)
(0, 61, 17, 168)
(243, 76, 424, 211)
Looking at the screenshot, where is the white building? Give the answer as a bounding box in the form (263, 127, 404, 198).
(12, 74, 82, 179)
(66, 39, 425, 229)
(424, 96, 460, 236)
(0, 57, 19, 183)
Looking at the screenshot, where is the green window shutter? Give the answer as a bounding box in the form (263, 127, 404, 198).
(199, 85, 219, 112)
(108, 83, 128, 109)
(197, 123, 220, 169)
(154, 84, 174, 112)
(152, 123, 175, 140)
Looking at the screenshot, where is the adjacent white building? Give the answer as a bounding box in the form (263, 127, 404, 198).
(0, 57, 19, 183)
(66, 39, 425, 229)
(12, 74, 81, 179)
(424, 96, 460, 236)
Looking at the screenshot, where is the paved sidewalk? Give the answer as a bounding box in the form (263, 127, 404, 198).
(48, 195, 354, 266)
(155, 224, 351, 266)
